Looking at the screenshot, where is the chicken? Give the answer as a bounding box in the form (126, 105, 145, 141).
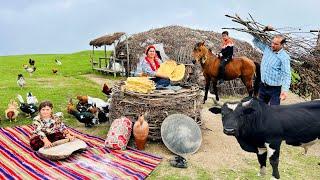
(87, 104, 100, 124)
(5, 100, 19, 122)
(17, 74, 26, 89)
(76, 95, 108, 109)
(29, 58, 35, 66)
(97, 109, 109, 123)
(23, 64, 36, 76)
(76, 95, 88, 104)
(102, 83, 112, 96)
(76, 101, 90, 112)
(26, 92, 38, 104)
(55, 59, 62, 65)
(17, 94, 38, 117)
(67, 99, 95, 127)
(52, 68, 58, 74)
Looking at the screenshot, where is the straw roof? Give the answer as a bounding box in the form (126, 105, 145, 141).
(89, 32, 125, 47)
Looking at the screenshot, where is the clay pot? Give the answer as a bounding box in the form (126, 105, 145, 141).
(133, 115, 149, 150)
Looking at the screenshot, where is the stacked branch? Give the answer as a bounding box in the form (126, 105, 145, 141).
(109, 81, 202, 140)
(224, 14, 320, 97)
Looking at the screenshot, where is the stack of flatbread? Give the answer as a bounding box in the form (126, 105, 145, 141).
(124, 77, 156, 93)
(157, 60, 185, 82)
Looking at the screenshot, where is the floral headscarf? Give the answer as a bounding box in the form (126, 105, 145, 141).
(144, 45, 160, 71)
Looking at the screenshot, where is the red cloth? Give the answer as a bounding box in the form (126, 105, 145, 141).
(30, 132, 65, 151)
(221, 37, 234, 49)
(145, 56, 160, 71)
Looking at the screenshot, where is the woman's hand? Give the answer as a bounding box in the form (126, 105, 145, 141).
(66, 133, 75, 141)
(43, 137, 52, 148)
(155, 72, 169, 79)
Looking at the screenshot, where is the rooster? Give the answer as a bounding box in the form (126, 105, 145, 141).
(17, 74, 26, 89)
(76, 95, 108, 109)
(52, 68, 58, 74)
(26, 92, 38, 105)
(17, 94, 38, 117)
(76, 101, 90, 112)
(55, 59, 62, 65)
(29, 58, 35, 66)
(102, 83, 112, 96)
(23, 64, 36, 76)
(67, 99, 95, 127)
(5, 100, 19, 122)
(87, 104, 100, 125)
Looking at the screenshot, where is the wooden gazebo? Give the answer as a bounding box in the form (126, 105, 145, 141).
(89, 32, 129, 77)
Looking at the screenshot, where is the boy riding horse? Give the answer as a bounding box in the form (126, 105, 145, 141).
(217, 31, 234, 84)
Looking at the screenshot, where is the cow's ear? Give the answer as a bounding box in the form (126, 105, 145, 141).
(209, 107, 221, 114)
(243, 108, 255, 114)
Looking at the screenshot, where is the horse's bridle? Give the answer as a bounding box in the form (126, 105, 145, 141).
(200, 56, 207, 65)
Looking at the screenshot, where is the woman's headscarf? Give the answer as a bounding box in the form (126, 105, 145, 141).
(144, 45, 160, 71)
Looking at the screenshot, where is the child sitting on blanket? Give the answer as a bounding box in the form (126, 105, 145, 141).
(29, 100, 77, 151)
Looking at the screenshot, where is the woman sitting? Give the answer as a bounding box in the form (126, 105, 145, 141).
(29, 101, 77, 151)
(135, 45, 170, 88)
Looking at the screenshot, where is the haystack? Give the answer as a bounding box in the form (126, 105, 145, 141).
(109, 81, 202, 140)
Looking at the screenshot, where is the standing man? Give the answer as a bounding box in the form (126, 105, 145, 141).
(253, 27, 291, 105)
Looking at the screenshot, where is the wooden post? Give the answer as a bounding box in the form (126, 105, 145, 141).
(104, 45, 107, 67)
(92, 46, 95, 70)
(113, 42, 117, 77)
(125, 34, 130, 77)
(310, 30, 320, 51)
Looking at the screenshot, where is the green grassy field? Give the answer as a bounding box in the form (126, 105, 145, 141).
(0, 51, 319, 179)
(0, 50, 115, 127)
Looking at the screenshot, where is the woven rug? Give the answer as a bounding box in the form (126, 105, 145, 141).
(0, 126, 162, 179)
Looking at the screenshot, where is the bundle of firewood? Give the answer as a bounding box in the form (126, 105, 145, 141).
(224, 14, 320, 97)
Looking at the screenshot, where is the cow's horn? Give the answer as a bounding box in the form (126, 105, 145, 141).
(242, 99, 252, 107)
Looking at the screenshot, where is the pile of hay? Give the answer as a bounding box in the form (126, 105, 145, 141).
(109, 81, 203, 140)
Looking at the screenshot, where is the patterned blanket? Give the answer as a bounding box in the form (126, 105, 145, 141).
(0, 126, 162, 179)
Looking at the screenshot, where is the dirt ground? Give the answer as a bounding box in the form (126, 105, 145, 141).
(84, 74, 320, 173)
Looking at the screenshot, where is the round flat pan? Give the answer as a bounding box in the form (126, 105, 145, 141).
(161, 114, 202, 156)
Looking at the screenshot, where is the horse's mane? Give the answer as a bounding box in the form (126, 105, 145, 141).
(204, 46, 218, 60)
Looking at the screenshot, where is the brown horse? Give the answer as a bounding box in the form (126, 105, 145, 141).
(192, 42, 260, 103)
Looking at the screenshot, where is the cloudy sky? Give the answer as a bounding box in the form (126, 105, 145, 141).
(0, 0, 319, 56)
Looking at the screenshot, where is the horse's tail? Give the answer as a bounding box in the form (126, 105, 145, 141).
(253, 62, 261, 96)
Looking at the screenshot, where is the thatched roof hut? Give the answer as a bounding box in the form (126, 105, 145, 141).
(116, 25, 261, 71)
(114, 26, 263, 96)
(89, 32, 125, 47)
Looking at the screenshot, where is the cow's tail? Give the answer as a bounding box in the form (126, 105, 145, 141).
(253, 62, 261, 96)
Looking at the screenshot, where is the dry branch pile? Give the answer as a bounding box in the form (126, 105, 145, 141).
(224, 14, 320, 97)
(109, 81, 202, 140)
